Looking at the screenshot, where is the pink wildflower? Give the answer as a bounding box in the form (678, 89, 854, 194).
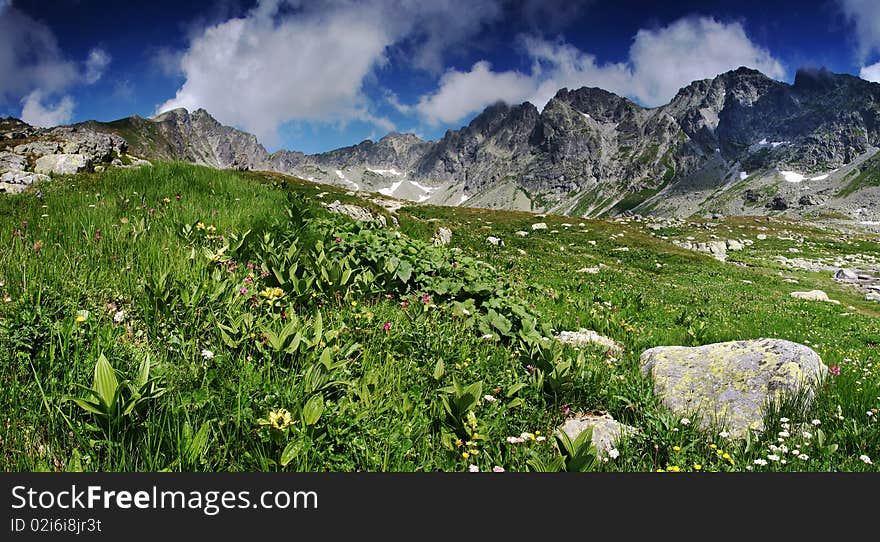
(239, 287, 248, 295)
(829, 365, 841, 376)
(383, 322, 392, 331)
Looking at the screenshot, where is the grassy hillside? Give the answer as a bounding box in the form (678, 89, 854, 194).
(1, 162, 878, 472)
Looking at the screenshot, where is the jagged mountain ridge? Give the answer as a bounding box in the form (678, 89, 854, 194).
(6, 66, 880, 220)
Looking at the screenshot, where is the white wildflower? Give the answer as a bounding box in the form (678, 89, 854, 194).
(780, 417, 790, 423)
(802, 431, 812, 439)
(679, 418, 691, 426)
(608, 448, 620, 460)
(200, 349, 214, 359)
(811, 419, 822, 426)
(113, 310, 125, 323)
(860, 455, 873, 465)
(778, 430, 790, 438)
(767, 454, 780, 462)
(754, 459, 768, 466)
(468, 464, 479, 472)
(799, 454, 809, 460)
(482, 394, 497, 403)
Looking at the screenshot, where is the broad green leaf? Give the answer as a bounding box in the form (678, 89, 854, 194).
(432, 359, 445, 380)
(280, 441, 299, 467)
(505, 382, 526, 398)
(93, 354, 118, 407)
(303, 394, 324, 426)
(396, 260, 413, 283)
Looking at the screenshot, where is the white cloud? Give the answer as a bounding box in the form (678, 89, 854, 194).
(626, 17, 785, 106)
(0, 6, 112, 124)
(20, 90, 74, 127)
(416, 61, 537, 125)
(0, 7, 79, 99)
(413, 16, 785, 125)
(838, 0, 880, 63)
(84, 48, 111, 84)
(158, 0, 502, 146)
(860, 61, 880, 82)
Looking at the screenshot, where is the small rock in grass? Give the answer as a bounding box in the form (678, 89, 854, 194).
(557, 414, 637, 459)
(555, 329, 622, 352)
(486, 236, 503, 246)
(790, 290, 839, 304)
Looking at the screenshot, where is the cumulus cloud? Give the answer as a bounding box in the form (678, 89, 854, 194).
(158, 0, 502, 146)
(414, 16, 785, 125)
(626, 17, 785, 106)
(860, 61, 880, 82)
(20, 90, 74, 127)
(0, 7, 79, 100)
(838, 0, 880, 63)
(84, 48, 111, 84)
(0, 5, 112, 125)
(416, 61, 537, 124)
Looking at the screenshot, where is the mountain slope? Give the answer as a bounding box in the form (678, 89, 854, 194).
(5, 66, 880, 220)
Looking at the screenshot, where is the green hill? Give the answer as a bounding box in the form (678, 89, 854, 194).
(1, 163, 878, 472)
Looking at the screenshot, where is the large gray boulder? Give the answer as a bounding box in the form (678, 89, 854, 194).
(34, 154, 90, 175)
(639, 338, 827, 438)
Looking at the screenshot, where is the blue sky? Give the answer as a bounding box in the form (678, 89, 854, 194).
(2, 0, 880, 154)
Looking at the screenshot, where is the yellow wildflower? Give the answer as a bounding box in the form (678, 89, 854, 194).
(266, 408, 292, 430)
(196, 222, 205, 230)
(693, 464, 702, 471)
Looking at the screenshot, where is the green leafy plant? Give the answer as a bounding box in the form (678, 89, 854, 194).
(65, 354, 166, 433)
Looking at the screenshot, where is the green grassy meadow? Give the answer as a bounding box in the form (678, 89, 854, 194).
(1, 162, 878, 472)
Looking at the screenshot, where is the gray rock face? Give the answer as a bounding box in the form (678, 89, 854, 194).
(49, 126, 126, 162)
(767, 196, 789, 210)
(34, 154, 90, 175)
(639, 338, 828, 437)
(14, 141, 60, 157)
(0, 152, 27, 173)
(147, 108, 270, 171)
(557, 414, 637, 459)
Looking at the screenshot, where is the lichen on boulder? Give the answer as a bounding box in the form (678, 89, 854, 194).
(639, 338, 827, 438)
